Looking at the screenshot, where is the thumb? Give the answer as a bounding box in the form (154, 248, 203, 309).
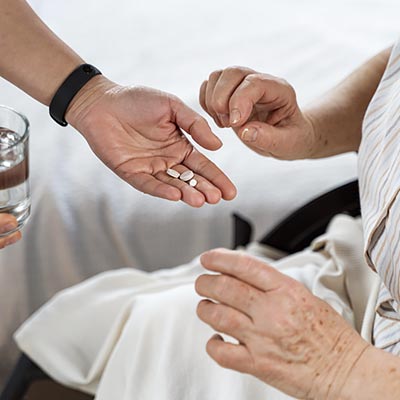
(237, 121, 297, 159)
(172, 99, 223, 151)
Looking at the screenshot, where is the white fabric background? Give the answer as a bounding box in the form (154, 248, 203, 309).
(0, 0, 398, 385)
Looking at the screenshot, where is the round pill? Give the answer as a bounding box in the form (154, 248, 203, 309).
(166, 168, 180, 178)
(180, 170, 194, 182)
(189, 179, 197, 187)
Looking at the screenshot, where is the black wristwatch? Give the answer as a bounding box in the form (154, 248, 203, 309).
(49, 64, 102, 126)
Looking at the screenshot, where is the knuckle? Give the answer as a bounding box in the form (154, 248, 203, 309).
(212, 97, 228, 114)
(209, 69, 223, 81)
(210, 306, 223, 324)
(221, 312, 242, 331)
(236, 252, 254, 274)
(167, 93, 182, 106)
(224, 65, 252, 78)
(244, 73, 261, 84)
(276, 78, 296, 95)
(214, 275, 231, 297)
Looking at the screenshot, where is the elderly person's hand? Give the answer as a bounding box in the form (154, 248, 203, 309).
(0, 214, 21, 248)
(65, 77, 237, 208)
(199, 67, 317, 160)
(195, 249, 370, 399)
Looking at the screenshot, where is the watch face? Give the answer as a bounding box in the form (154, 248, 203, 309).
(25, 380, 93, 400)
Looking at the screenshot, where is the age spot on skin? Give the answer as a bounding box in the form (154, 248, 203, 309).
(390, 367, 397, 373)
(319, 320, 323, 326)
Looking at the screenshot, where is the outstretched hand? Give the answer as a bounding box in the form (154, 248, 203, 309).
(66, 77, 237, 207)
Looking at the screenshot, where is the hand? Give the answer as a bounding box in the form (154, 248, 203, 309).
(195, 249, 370, 399)
(0, 214, 21, 248)
(66, 76, 237, 207)
(200, 67, 317, 160)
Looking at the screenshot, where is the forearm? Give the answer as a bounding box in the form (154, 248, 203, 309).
(338, 345, 400, 399)
(305, 47, 391, 158)
(0, 0, 83, 105)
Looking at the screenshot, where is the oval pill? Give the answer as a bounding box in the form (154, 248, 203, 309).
(166, 168, 180, 178)
(180, 170, 194, 182)
(189, 179, 197, 187)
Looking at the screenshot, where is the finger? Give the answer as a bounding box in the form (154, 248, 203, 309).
(200, 248, 288, 292)
(212, 67, 254, 126)
(172, 100, 222, 151)
(205, 70, 224, 127)
(197, 299, 252, 342)
(229, 74, 294, 127)
(238, 121, 308, 160)
(155, 168, 206, 208)
(128, 172, 182, 201)
(184, 149, 237, 200)
(206, 334, 253, 374)
(0, 230, 22, 249)
(166, 165, 222, 205)
(0, 214, 19, 236)
(195, 274, 262, 317)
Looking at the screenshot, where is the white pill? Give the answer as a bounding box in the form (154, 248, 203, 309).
(180, 170, 194, 182)
(189, 179, 197, 187)
(166, 168, 180, 178)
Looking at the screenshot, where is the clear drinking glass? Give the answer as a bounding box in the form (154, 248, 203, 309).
(0, 106, 30, 237)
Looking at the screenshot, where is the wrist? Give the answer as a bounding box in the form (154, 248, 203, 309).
(65, 74, 119, 134)
(308, 330, 370, 400)
(302, 111, 321, 159)
(333, 344, 375, 400)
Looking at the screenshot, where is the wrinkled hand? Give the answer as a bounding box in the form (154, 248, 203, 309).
(0, 214, 21, 248)
(66, 76, 237, 207)
(195, 249, 370, 399)
(200, 67, 317, 160)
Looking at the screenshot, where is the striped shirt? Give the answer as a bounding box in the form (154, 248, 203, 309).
(359, 40, 400, 354)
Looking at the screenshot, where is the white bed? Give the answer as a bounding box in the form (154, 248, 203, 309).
(0, 0, 398, 384)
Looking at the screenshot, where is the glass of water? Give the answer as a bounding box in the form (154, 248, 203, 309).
(0, 106, 30, 237)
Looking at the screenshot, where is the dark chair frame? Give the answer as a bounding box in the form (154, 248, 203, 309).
(0, 179, 360, 400)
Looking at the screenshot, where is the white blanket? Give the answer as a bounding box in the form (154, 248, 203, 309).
(15, 215, 377, 399)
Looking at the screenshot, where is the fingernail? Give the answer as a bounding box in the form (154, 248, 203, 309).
(1, 223, 17, 233)
(218, 114, 230, 126)
(230, 109, 241, 125)
(241, 128, 258, 142)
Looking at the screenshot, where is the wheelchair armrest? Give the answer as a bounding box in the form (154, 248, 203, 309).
(0, 354, 48, 400)
(259, 180, 360, 254)
(1, 354, 94, 400)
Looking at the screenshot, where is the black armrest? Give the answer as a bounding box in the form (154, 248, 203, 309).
(0, 354, 48, 400)
(259, 180, 360, 254)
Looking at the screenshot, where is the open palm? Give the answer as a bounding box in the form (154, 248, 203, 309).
(68, 81, 237, 207)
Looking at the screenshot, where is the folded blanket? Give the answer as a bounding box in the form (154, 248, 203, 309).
(15, 214, 377, 399)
